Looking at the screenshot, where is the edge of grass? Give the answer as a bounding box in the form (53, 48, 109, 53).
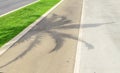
(0, 0, 60, 47)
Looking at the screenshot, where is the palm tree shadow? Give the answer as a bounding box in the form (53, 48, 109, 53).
(0, 13, 110, 69)
(0, 14, 75, 69)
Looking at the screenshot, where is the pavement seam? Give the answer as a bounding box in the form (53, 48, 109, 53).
(0, 0, 39, 17)
(0, 0, 64, 56)
(74, 0, 84, 73)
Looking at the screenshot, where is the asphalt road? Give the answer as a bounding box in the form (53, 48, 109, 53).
(79, 0, 120, 73)
(0, 0, 37, 16)
(0, 0, 82, 73)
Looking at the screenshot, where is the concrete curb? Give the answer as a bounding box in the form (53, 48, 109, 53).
(0, 0, 39, 17)
(73, 0, 84, 73)
(74, 23, 83, 73)
(0, 0, 64, 56)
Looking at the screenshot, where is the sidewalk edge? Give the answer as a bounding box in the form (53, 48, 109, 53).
(74, 0, 84, 73)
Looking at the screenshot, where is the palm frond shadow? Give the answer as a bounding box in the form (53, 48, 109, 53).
(0, 14, 109, 69)
(0, 34, 41, 69)
(0, 14, 75, 69)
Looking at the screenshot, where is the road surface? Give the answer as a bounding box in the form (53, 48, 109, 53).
(0, 0, 82, 73)
(0, 0, 37, 16)
(80, 0, 120, 73)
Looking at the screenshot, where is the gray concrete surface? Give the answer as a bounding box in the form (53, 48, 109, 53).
(0, 0, 82, 73)
(80, 0, 120, 73)
(0, 0, 37, 16)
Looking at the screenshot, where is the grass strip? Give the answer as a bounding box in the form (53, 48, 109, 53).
(0, 0, 60, 47)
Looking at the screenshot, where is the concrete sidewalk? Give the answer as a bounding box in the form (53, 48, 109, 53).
(79, 0, 120, 73)
(0, 0, 82, 73)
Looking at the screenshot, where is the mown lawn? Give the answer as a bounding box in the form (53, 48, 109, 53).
(0, 0, 60, 47)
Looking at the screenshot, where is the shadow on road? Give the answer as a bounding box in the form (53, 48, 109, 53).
(0, 14, 111, 69)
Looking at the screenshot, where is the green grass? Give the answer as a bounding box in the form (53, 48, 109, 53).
(0, 0, 60, 47)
